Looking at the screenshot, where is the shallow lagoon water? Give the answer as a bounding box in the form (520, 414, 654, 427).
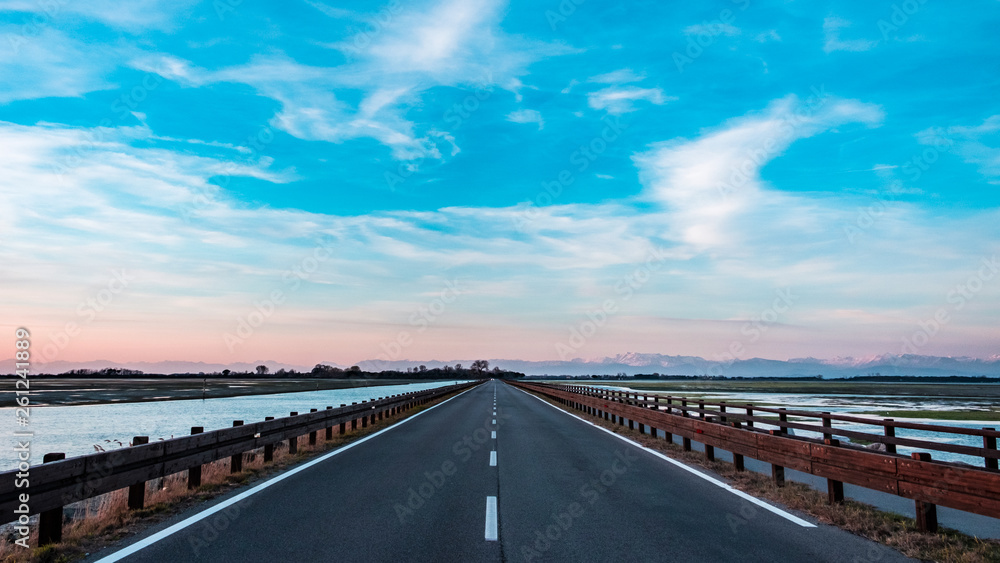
(1, 381, 463, 471)
(593, 386, 999, 465)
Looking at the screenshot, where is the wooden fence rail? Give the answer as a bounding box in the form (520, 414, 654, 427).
(510, 381, 1000, 533)
(2, 381, 480, 545)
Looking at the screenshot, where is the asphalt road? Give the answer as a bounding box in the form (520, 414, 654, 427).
(88, 380, 913, 562)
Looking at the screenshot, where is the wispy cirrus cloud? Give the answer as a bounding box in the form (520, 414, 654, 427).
(823, 16, 878, 53)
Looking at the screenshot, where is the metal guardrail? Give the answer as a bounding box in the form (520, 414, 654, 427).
(2, 381, 481, 545)
(510, 381, 1000, 533)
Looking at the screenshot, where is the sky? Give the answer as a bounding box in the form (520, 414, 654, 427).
(2, 0, 999, 369)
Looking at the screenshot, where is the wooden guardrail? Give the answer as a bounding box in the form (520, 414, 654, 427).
(509, 381, 1000, 533)
(2, 380, 481, 545)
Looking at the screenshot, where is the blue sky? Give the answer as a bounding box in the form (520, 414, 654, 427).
(2, 0, 999, 368)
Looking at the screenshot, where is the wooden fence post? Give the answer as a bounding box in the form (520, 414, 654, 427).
(822, 412, 832, 442)
(188, 427, 204, 489)
(340, 405, 347, 434)
(825, 439, 844, 503)
(264, 418, 274, 462)
(38, 453, 65, 546)
(326, 407, 334, 440)
(128, 437, 149, 509)
(769, 430, 784, 486)
(985, 428, 998, 470)
(351, 403, 358, 431)
(309, 409, 318, 445)
(746, 405, 754, 429)
(230, 421, 244, 473)
(289, 413, 298, 454)
(912, 452, 938, 532)
(733, 453, 744, 471)
(778, 409, 788, 435)
(884, 419, 897, 454)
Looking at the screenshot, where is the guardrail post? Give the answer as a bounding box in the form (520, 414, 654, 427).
(745, 405, 754, 429)
(128, 437, 149, 509)
(822, 412, 832, 441)
(289, 413, 299, 454)
(309, 409, 318, 445)
(985, 428, 998, 470)
(778, 409, 788, 435)
(911, 452, 938, 532)
(884, 419, 896, 454)
(733, 452, 744, 471)
(825, 439, 844, 503)
(264, 418, 275, 462)
(705, 444, 715, 461)
(351, 403, 358, 430)
(698, 400, 705, 420)
(340, 405, 347, 434)
(719, 402, 727, 424)
(231, 421, 244, 473)
(38, 453, 65, 545)
(326, 407, 334, 440)
(769, 430, 785, 486)
(682, 436, 691, 451)
(681, 399, 688, 418)
(188, 427, 204, 489)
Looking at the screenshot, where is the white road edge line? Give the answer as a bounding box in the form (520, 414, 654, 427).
(490, 451, 497, 466)
(515, 386, 817, 528)
(94, 385, 481, 563)
(485, 496, 498, 541)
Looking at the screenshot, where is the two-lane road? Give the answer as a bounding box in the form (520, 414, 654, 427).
(89, 381, 912, 562)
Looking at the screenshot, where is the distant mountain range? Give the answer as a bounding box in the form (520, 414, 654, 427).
(4, 353, 1000, 378)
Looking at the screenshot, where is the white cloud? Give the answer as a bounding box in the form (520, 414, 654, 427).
(823, 17, 878, 53)
(587, 86, 672, 115)
(684, 23, 740, 37)
(0, 27, 117, 102)
(589, 69, 645, 84)
(506, 109, 544, 130)
(131, 0, 574, 163)
(633, 94, 885, 249)
(0, 0, 198, 31)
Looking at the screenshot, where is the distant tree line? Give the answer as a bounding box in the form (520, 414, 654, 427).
(37, 360, 524, 380)
(532, 374, 1000, 383)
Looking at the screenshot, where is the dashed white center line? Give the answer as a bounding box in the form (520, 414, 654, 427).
(492, 419, 496, 424)
(490, 451, 497, 466)
(485, 496, 498, 541)
(491, 430, 496, 439)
